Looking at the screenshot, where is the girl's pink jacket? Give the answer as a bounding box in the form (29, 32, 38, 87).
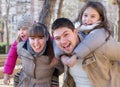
(3, 41, 18, 75)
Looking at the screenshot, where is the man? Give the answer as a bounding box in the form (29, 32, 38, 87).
(51, 17, 120, 87)
(51, 18, 92, 87)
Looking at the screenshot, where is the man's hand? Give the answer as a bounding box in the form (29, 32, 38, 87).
(61, 55, 70, 65)
(61, 54, 78, 67)
(67, 54, 78, 67)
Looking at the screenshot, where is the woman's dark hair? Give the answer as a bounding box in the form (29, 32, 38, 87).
(28, 23, 54, 63)
(75, 1, 111, 40)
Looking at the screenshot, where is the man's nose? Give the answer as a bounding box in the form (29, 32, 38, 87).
(60, 37, 66, 44)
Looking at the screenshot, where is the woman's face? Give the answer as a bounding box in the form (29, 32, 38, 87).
(29, 36, 47, 53)
(82, 7, 100, 25)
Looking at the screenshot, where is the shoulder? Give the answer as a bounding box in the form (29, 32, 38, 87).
(17, 41, 25, 55)
(17, 41, 25, 48)
(91, 28, 106, 33)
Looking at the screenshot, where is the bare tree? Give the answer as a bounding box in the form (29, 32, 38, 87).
(57, 0, 64, 18)
(39, 0, 56, 30)
(117, 0, 120, 41)
(4, 0, 10, 53)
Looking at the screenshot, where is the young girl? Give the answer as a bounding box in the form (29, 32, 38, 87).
(3, 14, 33, 85)
(52, 1, 120, 87)
(17, 23, 63, 87)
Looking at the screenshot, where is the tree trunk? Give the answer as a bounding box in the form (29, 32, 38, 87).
(39, 0, 56, 30)
(57, 0, 64, 18)
(117, 0, 120, 41)
(5, 0, 10, 53)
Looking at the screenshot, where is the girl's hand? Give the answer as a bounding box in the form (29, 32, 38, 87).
(3, 74, 11, 85)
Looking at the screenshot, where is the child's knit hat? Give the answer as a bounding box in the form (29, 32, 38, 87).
(17, 13, 33, 30)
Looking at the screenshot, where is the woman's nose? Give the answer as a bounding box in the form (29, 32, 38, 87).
(34, 39, 39, 45)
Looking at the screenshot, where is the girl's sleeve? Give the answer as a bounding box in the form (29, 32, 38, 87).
(53, 41, 64, 59)
(74, 29, 107, 59)
(3, 41, 18, 75)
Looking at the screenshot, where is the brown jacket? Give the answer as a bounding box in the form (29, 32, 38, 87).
(55, 29, 120, 87)
(75, 29, 120, 87)
(17, 41, 55, 87)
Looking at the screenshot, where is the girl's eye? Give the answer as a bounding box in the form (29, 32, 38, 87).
(83, 14, 88, 17)
(91, 15, 95, 18)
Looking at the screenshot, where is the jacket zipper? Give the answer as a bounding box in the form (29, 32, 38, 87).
(33, 56, 36, 86)
(33, 57, 36, 78)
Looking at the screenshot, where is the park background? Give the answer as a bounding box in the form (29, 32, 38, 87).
(0, 0, 119, 87)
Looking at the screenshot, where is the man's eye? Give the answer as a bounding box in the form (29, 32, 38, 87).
(64, 33, 69, 37)
(55, 37, 60, 41)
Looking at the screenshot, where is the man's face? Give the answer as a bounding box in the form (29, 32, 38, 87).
(53, 27, 78, 54)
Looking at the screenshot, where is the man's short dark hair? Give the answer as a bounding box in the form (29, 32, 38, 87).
(51, 18, 75, 32)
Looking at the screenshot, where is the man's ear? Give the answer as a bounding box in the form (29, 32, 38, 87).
(74, 28, 78, 34)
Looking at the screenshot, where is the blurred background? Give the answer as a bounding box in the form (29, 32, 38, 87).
(0, 0, 119, 86)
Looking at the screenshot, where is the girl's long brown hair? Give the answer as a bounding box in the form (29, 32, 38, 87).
(75, 1, 111, 41)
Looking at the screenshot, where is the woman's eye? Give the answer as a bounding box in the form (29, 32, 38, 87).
(30, 37, 35, 40)
(39, 37, 44, 39)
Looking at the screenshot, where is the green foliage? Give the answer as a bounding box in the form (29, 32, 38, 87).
(0, 42, 6, 54)
(108, 0, 118, 5)
(0, 42, 6, 46)
(79, 0, 87, 2)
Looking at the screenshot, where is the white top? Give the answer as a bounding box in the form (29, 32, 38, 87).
(69, 58, 92, 87)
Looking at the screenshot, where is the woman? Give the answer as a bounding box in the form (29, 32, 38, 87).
(17, 23, 63, 87)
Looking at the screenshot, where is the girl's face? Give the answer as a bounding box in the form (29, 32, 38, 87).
(18, 27, 28, 41)
(29, 36, 46, 53)
(82, 7, 100, 25)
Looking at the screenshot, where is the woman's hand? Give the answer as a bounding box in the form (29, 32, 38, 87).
(50, 57, 59, 66)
